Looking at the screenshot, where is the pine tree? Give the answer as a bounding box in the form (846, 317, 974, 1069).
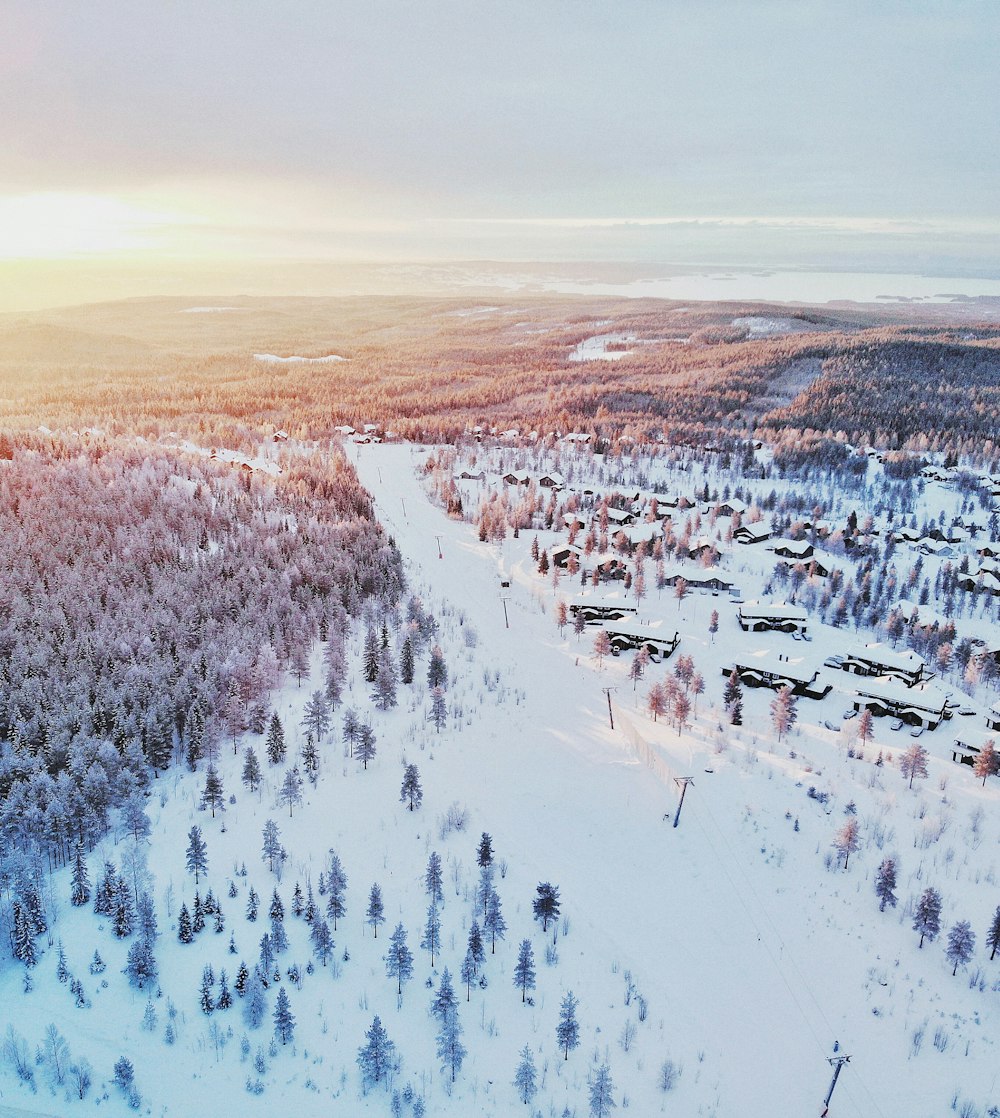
(126, 937, 157, 989)
(246, 887, 260, 921)
(178, 903, 193, 944)
(113, 880, 135, 938)
(200, 966, 215, 1014)
(477, 832, 494, 868)
(234, 960, 250, 996)
(278, 767, 304, 816)
(875, 857, 898, 912)
(270, 889, 285, 922)
(193, 891, 206, 933)
(357, 1015, 396, 1090)
(367, 883, 385, 938)
(973, 739, 998, 786)
(769, 686, 797, 742)
(70, 846, 90, 907)
(342, 707, 360, 758)
(589, 1063, 616, 1117)
(832, 818, 860, 870)
(261, 819, 282, 873)
(301, 690, 331, 742)
(311, 918, 335, 966)
(186, 825, 208, 883)
(434, 1003, 467, 1092)
(242, 972, 267, 1029)
(56, 941, 69, 983)
(913, 886, 943, 948)
(485, 889, 506, 953)
(986, 905, 1000, 961)
(327, 853, 347, 929)
(374, 647, 398, 710)
(514, 939, 536, 1003)
(460, 947, 477, 1001)
(400, 764, 423, 810)
(94, 861, 118, 915)
(400, 637, 415, 685)
(216, 969, 233, 1010)
(265, 713, 286, 765)
(431, 967, 456, 1023)
(201, 767, 225, 818)
(900, 741, 930, 789)
(363, 626, 380, 683)
(301, 735, 320, 786)
(723, 669, 744, 725)
(12, 903, 37, 967)
(533, 882, 561, 931)
(513, 1045, 538, 1105)
(425, 851, 443, 906)
(273, 986, 295, 1044)
(946, 920, 976, 975)
(355, 722, 377, 770)
(556, 990, 580, 1059)
(421, 902, 441, 967)
(430, 686, 447, 732)
(241, 747, 263, 795)
(385, 923, 414, 997)
(270, 917, 288, 954)
(427, 645, 448, 690)
(468, 920, 485, 971)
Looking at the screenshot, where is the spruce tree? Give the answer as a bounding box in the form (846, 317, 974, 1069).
(485, 889, 506, 953)
(986, 905, 1000, 961)
(875, 857, 898, 912)
(301, 735, 320, 786)
(265, 714, 286, 766)
(246, 887, 260, 921)
(946, 920, 976, 975)
(913, 886, 943, 947)
(374, 647, 398, 710)
(400, 638, 415, 685)
(311, 918, 335, 966)
(477, 833, 494, 868)
(425, 851, 443, 906)
(363, 626, 380, 683)
(436, 1006, 466, 1083)
(200, 966, 215, 1014)
(242, 972, 266, 1029)
(461, 948, 477, 1000)
(357, 1015, 396, 1090)
(278, 766, 303, 816)
(427, 645, 448, 690)
(589, 1063, 616, 1118)
(200, 767, 225, 818)
(273, 986, 295, 1044)
(185, 826, 208, 883)
(513, 1045, 538, 1106)
(385, 923, 414, 996)
(327, 853, 348, 929)
(367, 883, 385, 938)
(421, 902, 441, 967)
(70, 846, 90, 907)
(400, 764, 423, 810)
(261, 819, 282, 872)
(533, 882, 561, 931)
(178, 904, 193, 944)
(556, 990, 581, 1059)
(241, 748, 263, 795)
(431, 967, 457, 1022)
(513, 939, 536, 1003)
(357, 724, 377, 770)
(216, 969, 233, 1010)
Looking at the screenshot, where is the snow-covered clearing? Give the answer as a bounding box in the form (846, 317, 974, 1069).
(253, 353, 348, 364)
(567, 333, 635, 362)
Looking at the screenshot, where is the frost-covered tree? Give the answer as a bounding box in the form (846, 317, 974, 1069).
(430, 686, 447, 732)
(301, 691, 331, 742)
(913, 886, 942, 948)
(973, 739, 998, 786)
(592, 629, 612, 669)
(363, 626, 380, 683)
(986, 905, 1000, 960)
(311, 918, 335, 967)
(273, 986, 295, 1044)
(400, 764, 423, 811)
(514, 939, 536, 1003)
(427, 645, 448, 690)
(327, 853, 347, 930)
(243, 972, 267, 1029)
(421, 902, 441, 967)
(556, 990, 580, 1059)
(357, 1015, 396, 1092)
(265, 714, 286, 766)
(947, 920, 975, 975)
(261, 820, 282, 873)
(770, 686, 797, 742)
(357, 723, 377, 769)
(367, 883, 386, 938)
(467, 920, 485, 972)
(875, 857, 898, 912)
(278, 767, 303, 817)
(178, 904, 193, 944)
(833, 817, 860, 870)
(900, 741, 929, 789)
(533, 882, 561, 931)
(201, 766, 225, 818)
(485, 889, 506, 953)
(589, 1063, 616, 1117)
(436, 1006, 466, 1083)
(12, 903, 37, 967)
(374, 647, 398, 710)
(514, 1045, 537, 1105)
(385, 923, 414, 997)
(242, 748, 263, 795)
(425, 851, 443, 907)
(476, 833, 494, 868)
(125, 936, 158, 989)
(70, 845, 90, 907)
(431, 967, 457, 1023)
(460, 948, 477, 1001)
(186, 826, 208, 883)
(301, 735, 320, 786)
(400, 637, 415, 685)
(200, 965, 215, 1014)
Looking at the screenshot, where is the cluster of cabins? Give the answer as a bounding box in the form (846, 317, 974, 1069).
(567, 602, 680, 662)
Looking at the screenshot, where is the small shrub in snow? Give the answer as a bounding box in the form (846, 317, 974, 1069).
(658, 1058, 681, 1091)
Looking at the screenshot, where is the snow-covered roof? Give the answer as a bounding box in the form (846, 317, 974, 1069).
(732, 648, 818, 684)
(843, 643, 925, 673)
(739, 600, 808, 622)
(853, 676, 949, 714)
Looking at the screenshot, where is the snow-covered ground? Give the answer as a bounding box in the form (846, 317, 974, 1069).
(252, 353, 348, 364)
(3, 439, 1000, 1117)
(567, 333, 636, 362)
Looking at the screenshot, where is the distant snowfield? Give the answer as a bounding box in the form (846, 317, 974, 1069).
(253, 353, 347, 364)
(179, 307, 248, 314)
(568, 332, 636, 361)
(732, 315, 814, 337)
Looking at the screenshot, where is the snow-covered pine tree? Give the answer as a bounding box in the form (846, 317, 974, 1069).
(400, 637, 415, 685)
(900, 741, 930, 789)
(199, 966, 215, 1014)
(875, 857, 898, 911)
(273, 986, 295, 1044)
(421, 902, 441, 967)
(589, 1063, 616, 1118)
(367, 883, 385, 938)
(385, 923, 414, 997)
(125, 937, 157, 989)
(357, 723, 377, 769)
(278, 767, 303, 816)
(216, 969, 232, 1010)
(357, 1015, 396, 1091)
(769, 686, 797, 742)
(427, 645, 448, 690)
(242, 972, 267, 1029)
(986, 905, 1000, 960)
(477, 832, 494, 868)
(723, 669, 743, 725)
(261, 820, 282, 873)
(513, 939, 536, 1003)
(556, 990, 580, 1059)
(400, 764, 423, 810)
(241, 748, 263, 796)
(200, 767, 225, 818)
(913, 886, 943, 947)
(431, 966, 457, 1023)
(533, 882, 561, 931)
(973, 739, 998, 786)
(265, 713, 286, 766)
(460, 947, 477, 1001)
(185, 825, 208, 883)
(71, 845, 90, 906)
(947, 920, 976, 975)
(374, 646, 398, 710)
(430, 686, 447, 732)
(178, 904, 193, 944)
(301, 690, 331, 742)
(425, 851, 443, 907)
(246, 887, 260, 921)
(311, 918, 335, 966)
(832, 817, 860, 870)
(436, 1004, 466, 1083)
(301, 735, 320, 786)
(327, 853, 347, 930)
(485, 889, 506, 953)
(513, 1045, 538, 1105)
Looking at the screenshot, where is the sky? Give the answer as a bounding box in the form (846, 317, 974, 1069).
(1, 0, 999, 308)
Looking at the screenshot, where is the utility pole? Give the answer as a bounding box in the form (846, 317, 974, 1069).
(601, 686, 615, 730)
(672, 777, 693, 828)
(821, 1054, 851, 1115)
(435, 534, 443, 559)
(500, 595, 510, 629)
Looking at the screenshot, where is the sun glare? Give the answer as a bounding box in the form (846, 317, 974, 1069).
(0, 192, 179, 260)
